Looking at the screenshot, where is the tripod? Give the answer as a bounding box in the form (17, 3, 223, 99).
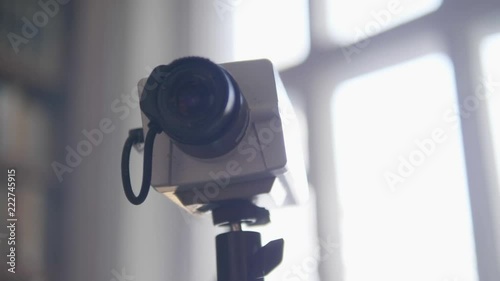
(212, 200, 284, 281)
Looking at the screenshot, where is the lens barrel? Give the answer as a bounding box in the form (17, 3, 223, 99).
(140, 57, 249, 158)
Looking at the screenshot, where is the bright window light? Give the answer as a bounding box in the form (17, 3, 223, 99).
(331, 54, 478, 281)
(327, 0, 442, 45)
(231, 0, 310, 70)
(480, 33, 500, 194)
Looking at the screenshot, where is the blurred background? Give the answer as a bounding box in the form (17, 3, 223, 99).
(0, 0, 499, 281)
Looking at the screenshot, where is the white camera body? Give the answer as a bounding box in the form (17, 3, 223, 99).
(138, 59, 308, 214)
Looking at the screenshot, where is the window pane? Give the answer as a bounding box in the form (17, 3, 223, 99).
(231, 0, 310, 70)
(480, 33, 500, 194)
(327, 0, 442, 45)
(331, 54, 478, 281)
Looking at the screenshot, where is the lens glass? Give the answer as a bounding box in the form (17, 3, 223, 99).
(151, 57, 246, 146)
(175, 75, 215, 120)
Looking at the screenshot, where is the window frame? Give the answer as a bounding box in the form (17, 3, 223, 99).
(282, 0, 500, 280)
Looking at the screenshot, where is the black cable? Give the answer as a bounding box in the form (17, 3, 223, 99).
(121, 123, 161, 205)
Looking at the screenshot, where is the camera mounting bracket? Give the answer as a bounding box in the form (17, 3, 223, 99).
(212, 200, 284, 281)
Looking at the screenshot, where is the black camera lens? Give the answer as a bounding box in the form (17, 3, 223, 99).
(141, 57, 249, 158)
(176, 80, 213, 118)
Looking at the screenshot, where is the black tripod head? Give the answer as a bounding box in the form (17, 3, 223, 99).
(212, 200, 284, 281)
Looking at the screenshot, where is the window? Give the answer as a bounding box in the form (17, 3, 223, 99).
(231, 0, 310, 70)
(326, 0, 442, 45)
(480, 33, 500, 193)
(330, 54, 478, 281)
(285, 2, 500, 280)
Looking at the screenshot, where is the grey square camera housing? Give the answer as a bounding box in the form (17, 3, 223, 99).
(138, 59, 308, 214)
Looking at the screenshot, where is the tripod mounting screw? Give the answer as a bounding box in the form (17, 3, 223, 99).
(212, 200, 270, 227)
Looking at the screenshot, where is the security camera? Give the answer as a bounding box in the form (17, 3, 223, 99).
(136, 57, 308, 214)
